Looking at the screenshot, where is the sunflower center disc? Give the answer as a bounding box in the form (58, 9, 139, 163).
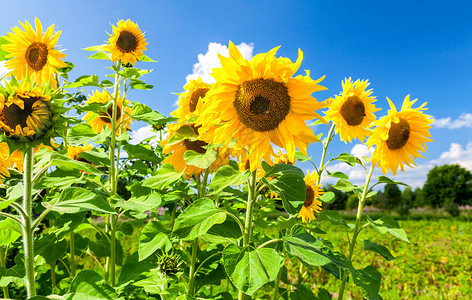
(386, 118, 410, 150)
(117, 31, 138, 53)
(1, 97, 38, 129)
(99, 104, 122, 123)
(340, 95, 366, 126)
(25, 42, 49, 71)
(304, 185, 315, 207)
(183, 139, 208, 154)
(234, 78, 291, 132)
(189, 88, 209, 112)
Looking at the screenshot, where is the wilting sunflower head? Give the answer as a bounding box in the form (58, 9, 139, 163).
(1, 18, 67, 87)
(0, 80, 54, 144)
(172, 77, 211, 121)
(83, 90, 133, 134)
(325, 78, 380, 143)
(297, 171, 323, 223)
(196, 41, 329, 171)
(366, 95, 434, 175)
(105, 19, 148, 65)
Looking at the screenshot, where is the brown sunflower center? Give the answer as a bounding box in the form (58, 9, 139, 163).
(234, 78, 291, 132)
(116, 31, 138, 53)
(25, 42, 49, 71)
(0, 97, 38, 129)
(98, 104, 122, 123)
(183, 139, 208, 154)
(386, 118, 410, 150)
(340, 95, 366, 126)
(304, 185, 315, 207)
(189, 88, 209, 112)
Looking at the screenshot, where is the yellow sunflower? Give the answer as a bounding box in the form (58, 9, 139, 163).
(67, 143, 93, 162)
(1, 18, 67, 87)
(172, 77, 211, 121)
(162, 123, 230, 178)
(196, 42, 328, 171)
(0, 142, 11, 183)
(83, 90, 133, 134)
(0, 82, 53, 142)
(105, 19, 148, 65)
(297, 171, 324, 223)
(324, 78, 380, 143)
(366, 95, 433, 175)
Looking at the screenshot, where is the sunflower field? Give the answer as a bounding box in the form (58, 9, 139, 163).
(0, 18, 436, 300)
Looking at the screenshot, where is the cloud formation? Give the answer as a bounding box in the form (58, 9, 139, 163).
(185, 42, 254, 84)
(0, 62, 9, 78)
(433, 113, 472, 129)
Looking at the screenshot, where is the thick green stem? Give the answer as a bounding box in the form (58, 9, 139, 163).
(22, 147, 36, 297)
(338, 164, 375, 300)
(70, 231, 76, 278)
(187, 239, 198, 297)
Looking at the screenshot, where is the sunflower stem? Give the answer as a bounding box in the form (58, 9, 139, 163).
(22, 147, 36, 298)
(187, 239, 199, 297)
(0, 246, 10, 299)
(337, 163, 375, 300)
(317, 122, 336, 183)
(70, 231, 76, 278)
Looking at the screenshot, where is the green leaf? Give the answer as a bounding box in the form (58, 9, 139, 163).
(266, 173, 306, 215)
(35, 175, 84, 190)
(320, 191, 335, 203)
(0, 198, 16, 210)
(138, 54, 157, 62)
(121, 188, 162, 213)
(367, 215, 409, 243)
(0, 265, 24, 287)
(34, 234, 68, 264)
(335, 153, 362, 166)
(262, 162, 305, 178)
(289, 282, 318, 300)
(83, 44, 108, 52)
(118, 251, 157, 286)
(100, 79, 114, 88)
(42, 187, 115, 214)
(333, 179, 357, 192)
(138, 221, 171, 261)
(347, 263, 382, 300)
(209, 165, 250, 195)
(0, 218, 22, 246)
(377, 175, 409, 187)
(65, 75, 100, 88)
(183, 148, 217, 169)
(364, 240, 395, 261)
(130, 80, 153, 90)
(319, 211, 348, 227)
(123, 143, 160, 163)
(223, 244, 282, 296)
(48, 154, 103, 175)
(327, 171, 349, 180)
(67, 123, 100, 146)
(0, 37, 11, 61)
(142, 163, 184, 190)
(64, 270, 122, 300)
(78, 150, 110, 167)
(88, 52, 111, 60)
(173, 198, 227, 240)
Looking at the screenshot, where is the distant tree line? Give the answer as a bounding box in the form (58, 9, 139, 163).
(324, 164, 472, 216)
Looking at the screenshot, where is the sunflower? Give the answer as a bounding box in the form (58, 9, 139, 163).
(0, 82, 53, 142)
(83, 90, 132, 134)
(366, 95, 433, 175)
(324, 78, 380, 143)
(162, 123, 230, 178)
(105, 19, 148, 65)
(67, 143, 93, 162)
(0, 142, 11, 183)
(297, 171, 324, 223)
(1, 18, 67, 87)
(196, 42, 328, 171)
(172, 77, 211, 121)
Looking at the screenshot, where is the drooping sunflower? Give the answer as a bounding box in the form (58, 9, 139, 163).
(105, 19, 148, 65)
(83, 90, 133, 134)
(1, 18, 67, 87)
(162, 123, 230, 178)
(297, 171, 324, 223)
(196, 42, 329, 171)
(366, 95, 433, 175)
(324, 78, 380, 143)
(67, 143, 93, 162)
(0, 82, 53, 142)
(172, 77, 211, 121)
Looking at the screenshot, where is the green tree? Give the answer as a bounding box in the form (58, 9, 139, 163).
(423, 164, 472, 207)
(323, 183, 349, 210)
(383, 183, 401, 210)
(398, 187, 414, 216)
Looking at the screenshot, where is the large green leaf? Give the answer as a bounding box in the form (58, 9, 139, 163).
(367, 215, 409, 243)
(142, 163, 184, 190)
(363, 240, 395, 261)
(183, 148, 217, 169)
(42, 187, 115, 214)
(34, 234, 68, 264)
(173, 198, 226, 240)
(121, 186, 162, 213)
(265, 173, 306, 215)
(223, 244, 282, 296)
(0, 198, 16, 210)
(0, 218, 22, 246)
(123, 143, 160, 163)
(347, 263, 382, 300)
(208, 165, 250, 195)
(138, 221, 171, 261)
(64, 75, 100, 88)
(261, 162, 305, 178)
(67, 123, 100, 146)
(64, 270, 123, 300)
(35, 175, 84, 190)
(118, 251, 158, 287)
(0, 265, 24, 287)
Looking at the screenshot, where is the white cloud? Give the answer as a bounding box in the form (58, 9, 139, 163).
(129, 125, 157, 145)
(185, 42, 254, 84)
(433, 113, 472, 129)
(431, 142, 472, 170)
(350, 144, 374, 158)
(0, 61, 9, 79)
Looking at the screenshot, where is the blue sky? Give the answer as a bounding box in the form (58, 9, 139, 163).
(2, 0, 472, 188)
